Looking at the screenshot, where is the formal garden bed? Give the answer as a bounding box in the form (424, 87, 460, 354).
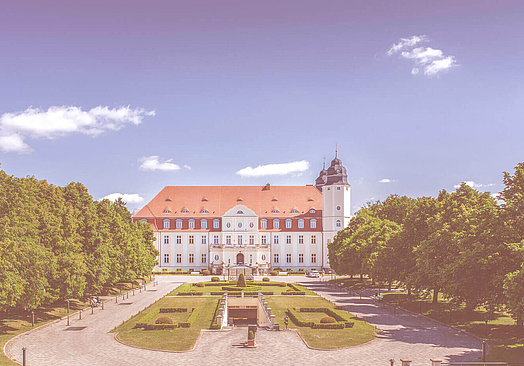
(115, 278, 376, 351)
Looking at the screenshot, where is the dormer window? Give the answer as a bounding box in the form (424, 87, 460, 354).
(213, 219, 220, 229)
(309, 209, 316, 214)
(165, 197, 172, 201)
(176, 219, 182, 229)
(202, 197, 208, 201)
(261, 219, 267, 229)
(272, 210, 279, 214)
(201, 219, 207, 229)
(273, 219, 280, 229)
(285, 219, 292, 229)
(163, 219, 170, 229)
(237, 197, 243, 201)
(201, 209, 209, 213)
(141, 219, 147, 222)
(164, 209, 171, 214)
(291, 209, 299, 214)
(272, 198, 278, 201)
(237, 210, 244, 214)
(189, 219, 195, 229)
(181, 209, 189, 214)
(298, 219, 304, 229)
(310, 219, 317, 229)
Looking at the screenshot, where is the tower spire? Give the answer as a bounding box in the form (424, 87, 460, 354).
(335, 144, 338, 158)
(323, 157, 326, 170)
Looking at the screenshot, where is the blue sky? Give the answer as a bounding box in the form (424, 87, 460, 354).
(1, 1, 523, 213)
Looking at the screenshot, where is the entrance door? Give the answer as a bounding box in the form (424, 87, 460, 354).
(236, 253, 244, 265)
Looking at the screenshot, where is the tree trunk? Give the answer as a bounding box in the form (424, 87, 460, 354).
(432, 288, 439, 304)
(408, 288, 412, 296)
(388, 281, 391, 291)
(360, 273, 363, 280)
(517, 317, 523, 331)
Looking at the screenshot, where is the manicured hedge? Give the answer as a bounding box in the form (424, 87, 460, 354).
(311, 322, 344, 329)
(204, 282, 231, 286)
(298, 307, 355, 328)
(177, 292, 204, 296)
(248, 281, 286, 287)
(210, 298, 222, 329)
(287, 307, 353, 329)
(221, 286, 261, 291)
(286, 283, 302, 291)
(179, 308, 199, 328)
(134, 308, 161, 328)
(159, 307, 188, 313)
(144, 323, 177, 330)
(282, 291, 305, 295)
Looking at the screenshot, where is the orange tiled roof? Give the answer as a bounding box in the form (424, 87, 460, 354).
(134, 186, 322, 218)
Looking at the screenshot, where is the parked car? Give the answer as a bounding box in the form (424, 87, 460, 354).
(308, 270, 320, 278)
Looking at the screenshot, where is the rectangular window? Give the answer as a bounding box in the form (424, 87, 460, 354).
(311, 235, 316, 244)
(201, 235, 207, 245)
(201, 220, 207, 229)
(164, 236, 169, 244)
(213, 220, 219, 229)
(261, 220, 267, 229)
(273, 219, 279, 229)
(298, 219, 304, 229)
(189, 235, 194, 244)
(189, 254, 194, 263)
(261, 235, 267, 244)
(238, 235, 243, 245)
(189, 220, 195, 229)
(286, 235, 291, 244)
(163, 220, 170, 229)
(177, 235, 182, 244)
(298, 235, 304, 244)
(176, 220, 182, 229)
(299, 254, 304, 263)
(201, 254, 206, 263)
(177, 253, 182, 263)
(286, 254, 292, 263)
(311, 254, 316, 263)
(286, 220, 292, 229)
(164, 254, 170, 263)
(226, 235, 231, 245)
(274, 253, 279, 263)
(273, 235, 279, 245)
(249, 235, 254, 245)
(213, 235, 219, 244)
(310, 219, 316, 229)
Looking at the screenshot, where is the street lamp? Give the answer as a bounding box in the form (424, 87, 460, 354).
(67, 300, 70, 313)
(31, 311, 34, 327)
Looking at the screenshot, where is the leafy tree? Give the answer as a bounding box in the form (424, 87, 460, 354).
(504, 265, 524, 328)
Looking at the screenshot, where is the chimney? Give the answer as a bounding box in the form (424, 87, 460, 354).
(263, 183, 271, 191)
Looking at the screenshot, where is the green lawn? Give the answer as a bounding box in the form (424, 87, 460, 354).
(382, 291, 524, 362)
(115, 296, 219, 351)
(267, 296, 376, 349)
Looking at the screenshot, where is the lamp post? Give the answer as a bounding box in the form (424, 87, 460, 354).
(67, 300, 70, 313)
(31, 311, 34, 327)
(390, 359, 395, 366)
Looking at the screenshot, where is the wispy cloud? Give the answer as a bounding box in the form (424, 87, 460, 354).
(100, 193, 144, 204)
(0, 105, 155, 153)
(236, 160, 309, 178)
(379, 178, 396, 183)
(387, 35, 457, 77)
(454, 181, 496, 189)
(183, 165, 192, 170)
(139, 156, 181, 172)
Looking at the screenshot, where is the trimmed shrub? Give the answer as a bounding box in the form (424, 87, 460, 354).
(211, 276, 220, 282)
(222, 286, 261, 292)
(273, 267, 283, 272)
(237, 273, 247, 287)
(262, 277, 270, 282)
(156, 316, 174, 324)
(202, 269, 210, 276)
(282, 291, 305, 296)
(270, 271, 278, 276)
(320, 316, 336, 324)
(159, 308, 187, 313)
(210, 323, 221, 329)
(287, 283, 302, 291)
(210, 291, 225, 295)
(177, 292, 203, 296)
(144, 324, 177, 330)
(194, 282, 205, 287)
(311, 322, 344, 329)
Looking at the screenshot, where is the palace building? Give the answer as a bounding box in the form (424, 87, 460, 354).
(133, 153, 351, 275)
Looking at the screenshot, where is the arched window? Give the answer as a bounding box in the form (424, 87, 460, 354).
(213, 219, 220, 229)
(291, 209, 299, 214)
(309, 209, 316, 214)
(181, 209, 189, 214)
(298, 219, 304, 229)
(272, 210, 280, 214)
(285, 219, 292, 229)
(336, 220, 341, 228)
(310, 219, 317, 229)
(201, 209, 209, 214)
(201, 219, 207, 229)
(273, 219, 280, 229)
(163, 219, 170, 229)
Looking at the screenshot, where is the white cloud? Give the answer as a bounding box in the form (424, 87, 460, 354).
(379, 178, 396, 183)
(183, 165, 192, 170)
(387, 35, 427, 56)
(139, 156, 181, 172)
(100, 193, 144, 204)
(236, 160, 310, 178)
(387, 36, 457, 77)
(454, 181, 496, 189)
(0, 105, 155, 153)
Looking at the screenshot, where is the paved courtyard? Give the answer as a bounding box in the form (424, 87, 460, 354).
(5, 276, 482, 365)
